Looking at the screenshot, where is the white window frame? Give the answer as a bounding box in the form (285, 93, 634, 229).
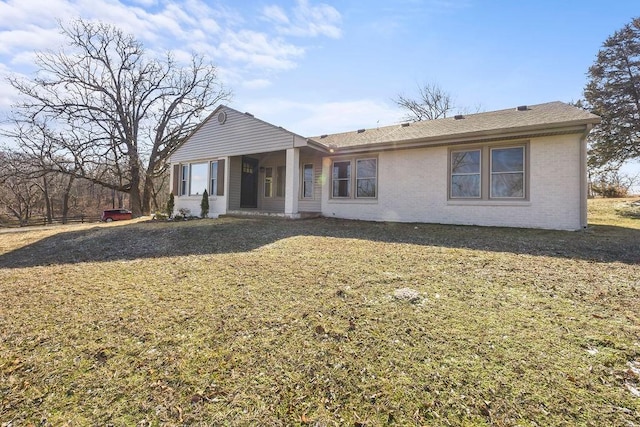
(189, 162, 208, 196)
(180, 165, 188, 196)
(302, 163, 314, 199)
(264, 167, 273, 198)
(210, 161, 218, 196)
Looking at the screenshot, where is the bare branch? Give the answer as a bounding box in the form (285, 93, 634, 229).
(5, 18, 231, 215)
(394, 83, 454, 122)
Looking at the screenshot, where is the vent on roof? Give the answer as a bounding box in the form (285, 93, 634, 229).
(516, 105, 528, 111)
(454, 114, 464, 120)
(244, 112, 254, 117)
(357, 129, 366, 133)
(320, 134, 328, 139)
(401, 122, 410, 127)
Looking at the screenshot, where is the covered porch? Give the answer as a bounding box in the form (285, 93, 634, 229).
(226, 147, 323, 218)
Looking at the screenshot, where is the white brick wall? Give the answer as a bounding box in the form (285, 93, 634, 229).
(321, 134, 583, 230)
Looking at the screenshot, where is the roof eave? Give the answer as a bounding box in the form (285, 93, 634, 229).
(326, 120, 600, 155)
(304, 138, 331, 153)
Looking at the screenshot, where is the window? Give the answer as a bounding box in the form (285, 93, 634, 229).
(302, 164, 314, 199)
(175, 160, 224, 197)
(451, 150, 481, 198)
(276, 166, 286, 197)
(180, 165, 188, 196)
(448, 144, 527, 201)
(189, 162, 208, 196)
(332, 161, 351, 198)
(264, 167, 273, 197)
(491, 147, 524, 198)
(210, 161, 218, 196)
(356, 158, 377, 198)
(331, 157, 378, 199)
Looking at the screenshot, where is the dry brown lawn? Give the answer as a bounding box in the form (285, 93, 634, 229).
(1, 198, 639, 426)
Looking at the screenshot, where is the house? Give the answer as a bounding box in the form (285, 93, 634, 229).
(168, 101, 600, 230)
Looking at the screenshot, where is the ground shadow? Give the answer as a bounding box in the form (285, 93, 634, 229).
(0, 217, 638, 269)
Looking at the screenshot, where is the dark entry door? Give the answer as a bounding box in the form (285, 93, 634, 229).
(240, 156, 259, 208)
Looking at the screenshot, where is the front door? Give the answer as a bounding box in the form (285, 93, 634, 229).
(240, 156, 259, 208)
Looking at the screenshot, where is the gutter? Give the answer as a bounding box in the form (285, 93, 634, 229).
(305, 138, 331, 153)
(324, 124, 594, 155)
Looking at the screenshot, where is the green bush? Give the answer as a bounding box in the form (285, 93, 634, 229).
(166, 193, 175, 217)
(200, 189, 209, 218)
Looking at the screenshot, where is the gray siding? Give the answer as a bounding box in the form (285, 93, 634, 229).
(171, 108, 299, 162)
(228, 156, 242, 210)
(257, 152, 286, 212)
(298, 154, 322, 212)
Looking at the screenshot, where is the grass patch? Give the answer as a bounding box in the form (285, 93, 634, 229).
(1, 200, 639, 425)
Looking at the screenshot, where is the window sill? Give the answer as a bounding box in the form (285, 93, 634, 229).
(447, 200, 531, 207)
(181, 196, 219, 200)
(328, 198, 378, 204)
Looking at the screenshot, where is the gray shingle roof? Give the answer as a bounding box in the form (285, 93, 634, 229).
(309, 101, 600, 149)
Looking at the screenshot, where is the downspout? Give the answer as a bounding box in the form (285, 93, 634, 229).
(579, 124, 594, 229)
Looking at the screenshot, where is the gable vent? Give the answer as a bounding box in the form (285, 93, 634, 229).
(357, 129, 366, 133)
(516, 105, 528, 111)
(454, 114, 464, 120)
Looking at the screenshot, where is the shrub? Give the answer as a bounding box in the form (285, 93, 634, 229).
(166, 193, 175, 217)
(591, 183, 628, 198)
(173, 214, 183, 221)
(589, 169, 637, 198)
(201, 189, 209, 218)
(153, 212, 168, 221)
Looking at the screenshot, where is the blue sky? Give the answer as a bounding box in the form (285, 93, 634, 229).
(0, 0, 639, 177)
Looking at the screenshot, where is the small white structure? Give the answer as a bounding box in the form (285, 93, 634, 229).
(169, 102, 600, 230)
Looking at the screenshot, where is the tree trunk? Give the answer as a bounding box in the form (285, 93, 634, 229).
(61, 175, 75, 224)
(141, 172, 154, 215)
(129, 162, 142, 216)
(42, 175, 53, 224)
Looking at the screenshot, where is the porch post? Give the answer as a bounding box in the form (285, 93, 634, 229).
(285, 147, 300, 216)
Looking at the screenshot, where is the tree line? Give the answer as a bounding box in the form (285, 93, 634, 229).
(1, 19, 230, 223)
(0, 150, 135, 225)
(2, 16, 639, 226)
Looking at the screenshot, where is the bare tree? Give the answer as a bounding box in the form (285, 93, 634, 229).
(6, 19, 230, 216)
(394, 83, 454, 122)
(0, 151, 46, 225)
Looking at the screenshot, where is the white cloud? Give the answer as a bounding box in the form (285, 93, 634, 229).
(0, 26, 64, 56)
(0, 0, 346, 129)
(219, 30, 304, 70)
(263, 5, 289, 25)
(263, 0, 342, 39)
(128, 0, 156, 6)
(0, 65, 18, 111)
